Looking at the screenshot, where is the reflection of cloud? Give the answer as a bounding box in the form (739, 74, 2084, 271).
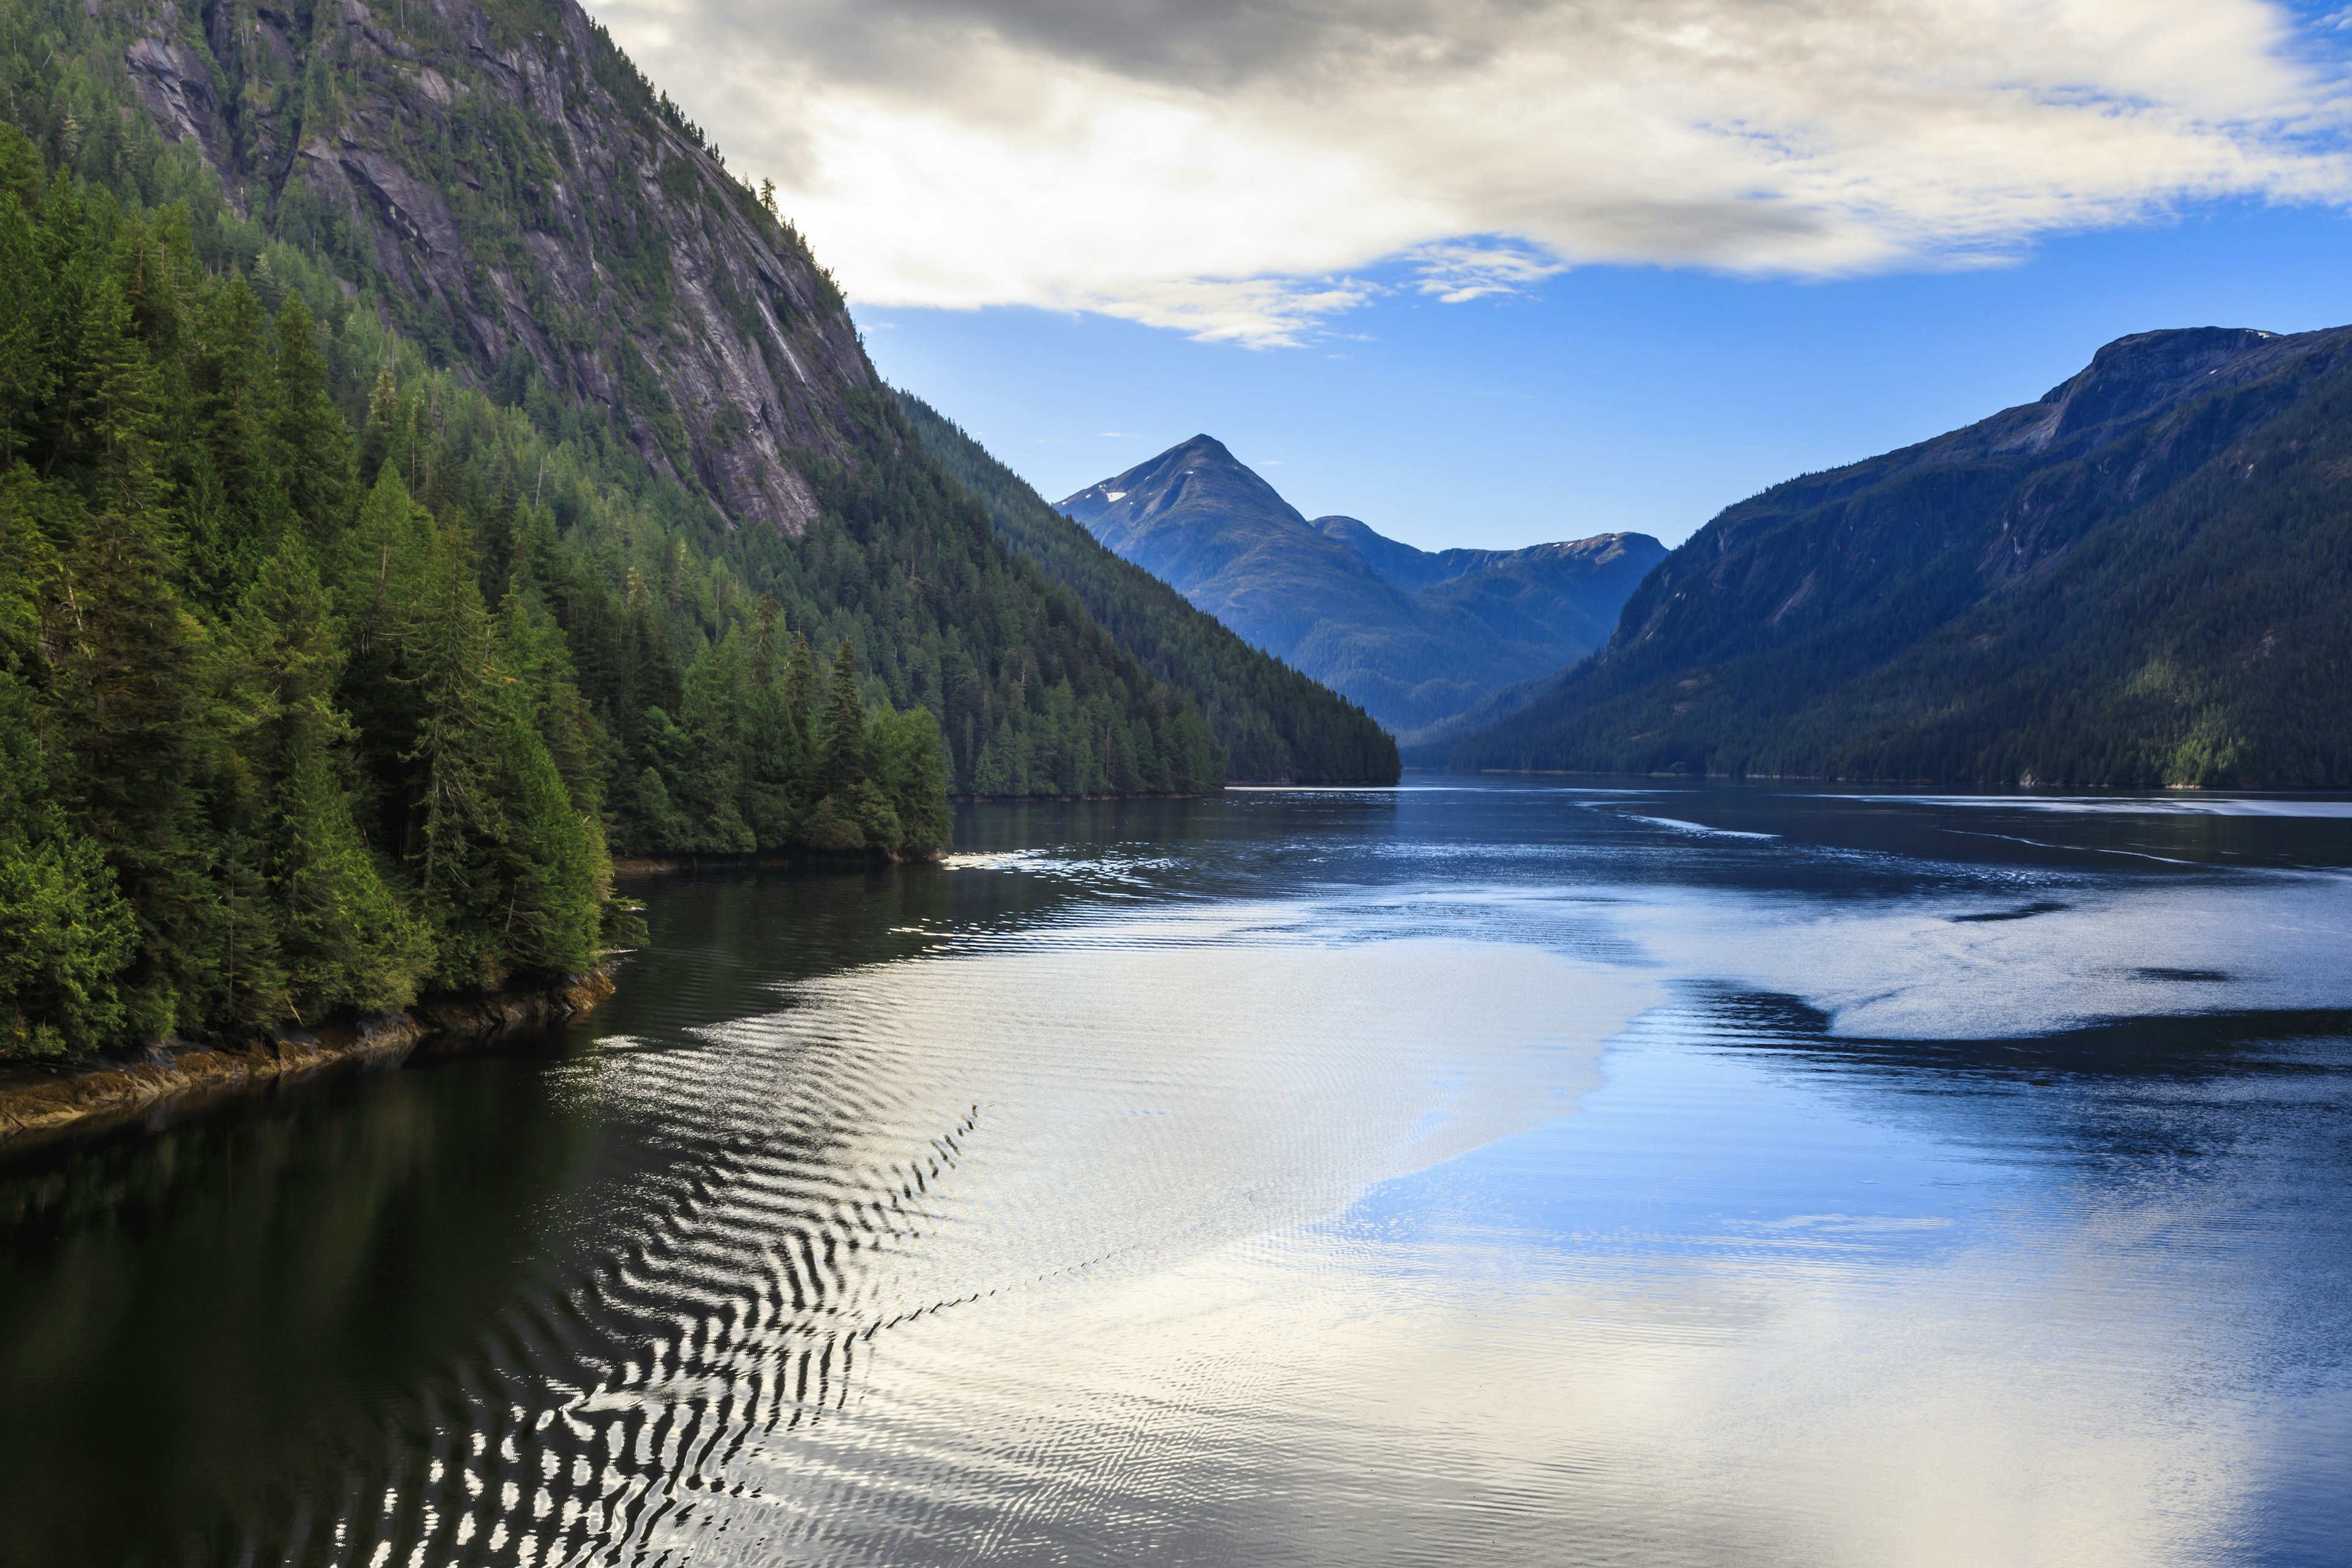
(1623, 873, 2352, 1039)
(587, 0, 2352, 343)
(606, 1015, 2305, 1568)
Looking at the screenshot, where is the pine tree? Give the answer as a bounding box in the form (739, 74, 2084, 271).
(872, 706, 951, 851)
(50, 266, 230, 1040)
(0, 148, 51, 468)
(185, 273, 287, 605)
(677, 627, 754, 851)
(819, 641, 865, 801)
(402, 520, 507, 984)
(273, 292, 354, 541)
(486, 688, 601, 977)
(359, 361, 398, 485)
(0, 762, 138, 1057)
(224, 541, 428, 1017)
(0, 461, 130, 1055)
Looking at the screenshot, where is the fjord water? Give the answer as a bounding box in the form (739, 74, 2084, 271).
(5, 784, 2351, 1567)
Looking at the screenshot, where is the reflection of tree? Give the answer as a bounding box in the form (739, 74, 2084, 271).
(271, 1052, 993, 1567)
(0, 1046, 603, 1564)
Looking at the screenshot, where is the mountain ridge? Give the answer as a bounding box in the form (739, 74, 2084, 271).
(899, 400, 1399, 783)
(121, 0, 863, 533)
(1444, 323, 2352, 786)
(1058, 439, 1664, 736)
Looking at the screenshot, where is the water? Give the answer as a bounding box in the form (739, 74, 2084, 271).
(4, 779, 2350, 1567)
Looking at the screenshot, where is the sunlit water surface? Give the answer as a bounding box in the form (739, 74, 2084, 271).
(4, 780, 2350, 1566)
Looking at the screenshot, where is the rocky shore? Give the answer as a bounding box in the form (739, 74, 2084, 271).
(0, 972, 615, 1157)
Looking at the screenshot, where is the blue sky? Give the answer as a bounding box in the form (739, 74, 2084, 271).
(590, 0, 2352, 552)
(858, 199, 2352, 551)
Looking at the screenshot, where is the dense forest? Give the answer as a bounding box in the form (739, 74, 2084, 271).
(1449, 326, 2352, 788)
(901, 394, 1399, 784)
(0, 0, 1264, 1061)
(0, 118, 957, 1059)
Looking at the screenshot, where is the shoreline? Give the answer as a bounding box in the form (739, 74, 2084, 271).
(0, 971, 616, 1159)
(610, 848, 944, 876)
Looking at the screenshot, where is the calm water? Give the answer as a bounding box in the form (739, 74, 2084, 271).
(4, 780, 2351, 1567)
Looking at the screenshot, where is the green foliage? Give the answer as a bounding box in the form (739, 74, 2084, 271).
(0, 0, 1378, 1060)
(0, 116, 632, 1060)
(901, 393, 1399, 784)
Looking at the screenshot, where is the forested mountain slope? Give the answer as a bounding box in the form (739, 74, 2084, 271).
(1058, 437, 1659, 736)
(1449, 326, 2352, 786)
(902, 396, 1398, 783)
(2, 0, 1242, 804)
(127, 0, 857, 535)
(0, 0, 1249, 1060)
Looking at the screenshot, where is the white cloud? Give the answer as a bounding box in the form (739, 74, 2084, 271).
(588, 0, 2352, 345)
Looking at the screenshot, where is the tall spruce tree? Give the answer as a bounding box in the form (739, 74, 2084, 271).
(224, 541, 428, 1017)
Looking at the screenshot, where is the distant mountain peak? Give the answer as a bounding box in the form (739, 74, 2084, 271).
(1057, 437, 1666, 736)
(1060, 434, 1308, 535)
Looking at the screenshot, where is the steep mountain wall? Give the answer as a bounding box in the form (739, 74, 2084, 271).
(119, 0, 856, 534)
(8, 0, 1256, 801)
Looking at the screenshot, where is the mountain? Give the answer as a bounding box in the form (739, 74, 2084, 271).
(15, 0, 1256, 805)
(1315, 515, 1534, 594)
(0, 0, 1322, 1060)
(1447, 325, 2352, 788)
(1058, 437, 1663, 736)
(125, 0, 853, 537)
(900, 397, 1398, 783)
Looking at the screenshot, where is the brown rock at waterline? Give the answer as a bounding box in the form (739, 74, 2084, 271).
(0, 972, 615, 1157)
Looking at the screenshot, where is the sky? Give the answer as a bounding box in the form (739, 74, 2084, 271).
(584, 0, 2352, 550)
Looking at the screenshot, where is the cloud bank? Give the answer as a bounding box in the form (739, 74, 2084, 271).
(590, 0, 2352, 344)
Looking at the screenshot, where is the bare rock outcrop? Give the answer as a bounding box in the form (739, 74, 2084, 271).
(119, 0, 869, 535)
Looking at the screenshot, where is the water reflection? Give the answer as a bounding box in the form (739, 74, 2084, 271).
(0, 1049, 601, 1565)
(0, 780, 2346, 1566)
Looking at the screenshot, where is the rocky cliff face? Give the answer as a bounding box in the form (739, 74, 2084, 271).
(116, 0, 867, 533)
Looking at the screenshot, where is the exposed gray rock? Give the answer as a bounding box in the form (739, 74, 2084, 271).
(121, 0, 875, 535)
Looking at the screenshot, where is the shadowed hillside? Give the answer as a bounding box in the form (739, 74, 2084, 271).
(1448, 326, 2352, 787)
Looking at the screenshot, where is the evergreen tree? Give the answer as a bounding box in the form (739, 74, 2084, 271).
(0, 115, 981, 1061)
(223, 542, 428, 1017)
(820, 641, 866, 801)
(272, 292, 354, 541)
(676, 627, 755, 852)
(402, 519, 507, 985)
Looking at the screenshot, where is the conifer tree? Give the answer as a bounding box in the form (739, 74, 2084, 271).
(402, 519, 507, 984)
(185, 273, 285, 604)
(273, 292, 353, 540)
(0, 692, 137, 1055)
(486, 688, 601, 977)
(359, 361, 398, 485)
(0, 151, 50, 467)
(224, 541, 427, 1016)
(820, 641, 866, 801)
(0, 468, 134, 1055)
(678, 628, 754, 851)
